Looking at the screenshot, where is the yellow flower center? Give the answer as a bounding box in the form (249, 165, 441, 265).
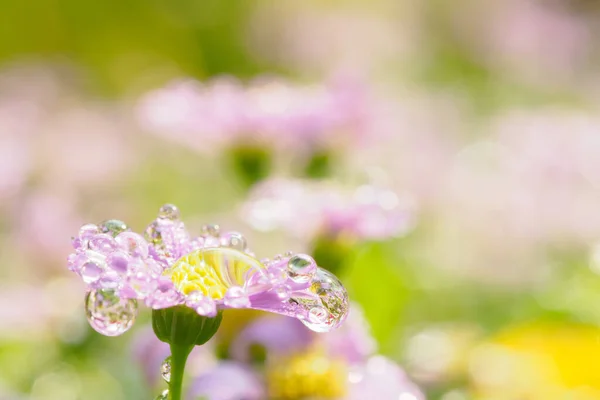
(267, 348, 348, 399)
(164, 248, 266, 299)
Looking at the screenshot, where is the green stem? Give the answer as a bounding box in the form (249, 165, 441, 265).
(168, 343, 193, 400)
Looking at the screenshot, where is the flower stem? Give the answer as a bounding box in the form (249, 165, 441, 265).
(168, 343, 193, 400)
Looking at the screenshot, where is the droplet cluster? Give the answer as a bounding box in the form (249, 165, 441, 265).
(67, 204, 350, 337)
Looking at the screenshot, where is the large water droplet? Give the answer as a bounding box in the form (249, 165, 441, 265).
(299, 269, 349, 332)
(85, 289, 138, 336)
(221, 232, 247, 251)
(154, 389, 169, 400)
(158, 204, 180, 221)
(161, 356, 172, 383)
(287, 254, 316, 283)
(99, 219, 129, 237)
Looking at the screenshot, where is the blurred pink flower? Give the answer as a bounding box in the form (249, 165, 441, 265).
(216, 304, 423, 400)
(0, 64, 136, 196)
(35, 104, 135, 189)
(453, 0, 590, 85)
(136, 75, 370, 157)
(242, 178, 415, 242)
(431, 108, 600, 284)
(352, 93, 462, 206)
(0, 64, 138, 275)
(16, 191, 82, 267)
(188, 362, 265, 400)
(132, 326, 217, 389)
(0, 279, 85, 341)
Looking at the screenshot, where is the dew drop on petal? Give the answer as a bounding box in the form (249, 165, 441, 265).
(80, 251, 107, 284)
(99, 219, 129, 237)
(196, 300, 217, 316)
(106, 251, 130, 274)
(284, 251, 294, 257)
(221, 232, 247, 251)
(202, 224, 220, 237)
(203, 236, 221, 248)
(88, 234, 118, 253)
(308, 306, 328, 324)
(85, 289, 138, 336)
(81, 262, 103, 284)
(299, 269, 349, 332)
(224, 286, 250, 308)
(161, 356, 172, 383)
(185, 290, 205, 307)
(116, 232, 149, 258)
(79, 224, 100, 240)
(154, 389, 169, 400)
(127, 270, 157, 298)
(158, 204, 180, 221)
(273, 285, 291, 301)
(287, 254, 316, 283)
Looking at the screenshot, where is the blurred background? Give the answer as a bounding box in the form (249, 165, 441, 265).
(2, 0, 600, 399)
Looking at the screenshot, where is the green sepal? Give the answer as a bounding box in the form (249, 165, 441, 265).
(152, 306, 223, 347)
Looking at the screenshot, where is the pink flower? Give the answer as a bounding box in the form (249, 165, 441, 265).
(68, 204, 349, 336)
(242, 178, 415, 242)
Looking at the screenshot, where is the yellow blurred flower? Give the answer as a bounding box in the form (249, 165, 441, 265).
(469, 323, 600, 400)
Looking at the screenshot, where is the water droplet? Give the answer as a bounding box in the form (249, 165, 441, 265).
(196, 300, 217, 316)
(80, 251, 107, 284)
(154, 389, 169, 400)
(127, 270, 157, 298)
(185, 290, 204, 307)
(284, 251, 294, 257)
(269, 268, 288, 284)
(185, 291, 217, 316)
(287, 254, 316, 283)
(203, 236, 221, 248)
(145, 279, 184, 309)
(81, 262, 103, 284)
(88, 234, 118, 253)
(161, 356, 172, 383)
(224, 286, 250, 308)
(221, 232, 247, 251)
(308, 306, 328, 323)
(106, 251, 130, 274)
(273, 285, 291, 301)
(158, 204, 180, 220)
(99, 220, 129, 237)
(274, 254, 283, 261)
(79, 224, 99, 240)
(202, 224, 220, 237)
(299, 269, 349, 332)
(85, 289, 138, 336)
(98, 270, 121, 289)
(116, 232, 149, 258)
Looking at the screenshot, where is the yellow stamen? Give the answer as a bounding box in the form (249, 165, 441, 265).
(164, 248, 265, 299)
(267, 347, 348, 399)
